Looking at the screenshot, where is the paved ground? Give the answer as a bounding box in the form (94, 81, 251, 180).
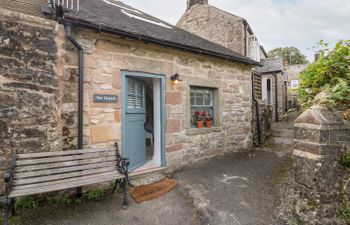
(1, 151, 293, 225)
(1, 113, 298, 225)
(175, 151, 292, 225)
(1, 190, 200, 225)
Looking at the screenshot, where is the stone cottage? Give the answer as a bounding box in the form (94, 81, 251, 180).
(178, 0, 273, 144)
(0, 0, 260, 193)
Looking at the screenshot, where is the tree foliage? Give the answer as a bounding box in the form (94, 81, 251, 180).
(299, 40, 350, 117)
(268, 47, 308, 65)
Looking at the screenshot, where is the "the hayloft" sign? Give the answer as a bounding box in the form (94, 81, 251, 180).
(93, 94, 118, 103)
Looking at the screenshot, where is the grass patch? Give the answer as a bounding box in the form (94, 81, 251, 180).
(340, 204, 350, 223)
(15, 196, 41, 209)
(339, 153, 350, 169)
(83, 187, 105, 200)
(14, 187, 107, 210)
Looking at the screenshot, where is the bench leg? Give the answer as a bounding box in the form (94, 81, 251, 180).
(9, 198, 15, 216)
(112, 180, 119, 194)
(76, 187, 83, 198)
(122, 178, 129, 210)
(3, 196, 10, 225)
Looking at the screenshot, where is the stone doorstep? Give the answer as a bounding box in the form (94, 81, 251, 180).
(129, 166, 167, 178)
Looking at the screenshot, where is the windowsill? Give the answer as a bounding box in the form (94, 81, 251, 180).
(186, 127, 221, 135)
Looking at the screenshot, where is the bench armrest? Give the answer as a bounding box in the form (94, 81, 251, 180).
(4, 172, 13, 183)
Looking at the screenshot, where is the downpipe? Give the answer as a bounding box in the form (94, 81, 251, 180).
(64, 22, 84, 150)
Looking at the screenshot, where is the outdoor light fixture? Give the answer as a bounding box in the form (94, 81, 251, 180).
(170, 73, 182, 85)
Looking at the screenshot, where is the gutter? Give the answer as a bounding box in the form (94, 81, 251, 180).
(251, 72, 261, 145)
(63, 15, 261, 66)
(64, 22, 84, 150)
(272, 73, 279, 122)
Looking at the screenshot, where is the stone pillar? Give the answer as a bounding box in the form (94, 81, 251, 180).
(293, 106, 350, 225)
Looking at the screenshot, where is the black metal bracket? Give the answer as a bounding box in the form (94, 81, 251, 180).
(114, 143, 130, 209)
(115, 143, 130, 176)
(3, 151, 17, 225)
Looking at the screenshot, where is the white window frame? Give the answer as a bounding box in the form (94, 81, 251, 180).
(290, 80, 299, 89)
(262, 78, 272, 105)
(190, 87, 215, 127)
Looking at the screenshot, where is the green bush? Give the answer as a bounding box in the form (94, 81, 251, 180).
(299, 40, 350, 114)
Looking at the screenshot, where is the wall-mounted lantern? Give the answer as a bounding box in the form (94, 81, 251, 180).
(170, 73, 182, 85)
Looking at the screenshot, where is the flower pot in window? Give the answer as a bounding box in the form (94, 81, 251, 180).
(205, 120, 212, 128)
(197, 121, 204, 128)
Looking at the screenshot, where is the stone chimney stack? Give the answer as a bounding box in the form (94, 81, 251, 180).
(314, 50, 321, 61)
(187, 0, 208, 9)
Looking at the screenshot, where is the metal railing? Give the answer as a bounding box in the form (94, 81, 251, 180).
(52, 0, 80, 11)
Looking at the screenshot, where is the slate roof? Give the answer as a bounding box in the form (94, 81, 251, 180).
(62, 0, 260, 66)
(254, 57, 284, 74)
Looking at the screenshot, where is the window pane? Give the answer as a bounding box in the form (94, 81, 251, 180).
(196, 96, 204, 105)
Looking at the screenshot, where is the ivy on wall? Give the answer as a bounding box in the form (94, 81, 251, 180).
(299, 40, 350, 119)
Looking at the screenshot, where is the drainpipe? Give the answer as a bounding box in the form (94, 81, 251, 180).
(284, 81, 288, 112)
(243, 20, 247, 57)
(64, 22, 84, 150)
(272, 73, 278, 122)
(251, 73, 261, 145)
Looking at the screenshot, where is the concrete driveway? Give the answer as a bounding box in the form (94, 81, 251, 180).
(1, 150, 293, 225)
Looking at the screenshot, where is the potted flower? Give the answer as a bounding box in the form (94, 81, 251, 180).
(193, 111, 204, 128)
(205, 113, 213, 128)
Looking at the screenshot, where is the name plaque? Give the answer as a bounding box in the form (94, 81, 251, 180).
(93, 94, 118, 103)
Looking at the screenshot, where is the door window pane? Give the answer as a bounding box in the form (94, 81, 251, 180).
(127, 78, 144, 109)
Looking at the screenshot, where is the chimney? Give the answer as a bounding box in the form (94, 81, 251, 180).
(187, 0, 208, 9)
(314, 50, 321, 61)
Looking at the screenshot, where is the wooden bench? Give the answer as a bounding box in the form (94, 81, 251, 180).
(3, 143, 130, 225)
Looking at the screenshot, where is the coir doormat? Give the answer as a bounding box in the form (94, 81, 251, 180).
(130, 178, 178, 203)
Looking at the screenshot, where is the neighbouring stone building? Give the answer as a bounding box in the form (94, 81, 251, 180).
(284, 64, 308, 109)
(255, 57, 287, 122)
(0, 0, 260, 193)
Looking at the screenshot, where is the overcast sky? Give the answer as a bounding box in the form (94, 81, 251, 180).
(125, 0, 350, 62)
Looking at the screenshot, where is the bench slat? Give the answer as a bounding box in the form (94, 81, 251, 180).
(15, 161, 117, 179)
(13, 171, 125, 191)
(17, 148, 115, 159)
(16, 151, 116, 166)
(15, 156, 116, 172)
(10, 172, 125, 198)
(14, 166, 118, 185)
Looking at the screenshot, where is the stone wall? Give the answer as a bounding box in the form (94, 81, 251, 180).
(66, 28, 253, 170)
(0, 9, 64, 194)
(177, 4, 246, 56)
(293, 106, 350, 224)
(252, 100, 272, 146)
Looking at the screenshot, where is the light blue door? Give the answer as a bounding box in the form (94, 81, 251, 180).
(124, 77, 147, 171)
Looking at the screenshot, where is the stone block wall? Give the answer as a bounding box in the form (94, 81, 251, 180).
(0, 9, 64, 194)
(66, 28, 253, 170)
(252, 100, 272, 146)
(177, 4, 246, 56)
(293, 106, 350, 224)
